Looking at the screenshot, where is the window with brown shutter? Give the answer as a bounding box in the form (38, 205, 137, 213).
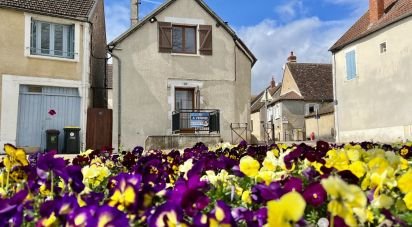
(172, 25, 197, 54)
(158, 22, 172, 53)
(199, 25, 212, 55)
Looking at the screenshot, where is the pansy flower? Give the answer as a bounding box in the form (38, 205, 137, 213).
(267, 191, 306, 227)
(3, 144, 28, 171)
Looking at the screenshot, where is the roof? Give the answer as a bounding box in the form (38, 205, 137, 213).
(0, 0, 96, 20)
(108, 0, 257, 66)
(305, 102, 335, 118)
(286, 63, 333, 101)
(330, 0, 412, 52)
(251, 84, 281, 113)
(106, 64, 113, 89)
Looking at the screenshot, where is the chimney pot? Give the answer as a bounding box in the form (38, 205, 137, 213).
(287, 51, 297, 63)
(271, 77, 276, 88)
(369, 0, 384, 24)
(131, 0, 139, 26)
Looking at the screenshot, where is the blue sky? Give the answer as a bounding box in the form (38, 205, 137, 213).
(105, 0, 368, 94)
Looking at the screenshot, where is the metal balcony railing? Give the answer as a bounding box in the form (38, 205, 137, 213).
(172, 109, 220, 134)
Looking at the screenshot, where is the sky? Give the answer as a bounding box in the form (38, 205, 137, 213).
(104, 0, 368, 94)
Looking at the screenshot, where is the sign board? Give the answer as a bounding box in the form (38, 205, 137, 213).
(190, 112, 209, 128)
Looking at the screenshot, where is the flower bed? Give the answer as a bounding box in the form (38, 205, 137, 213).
(1, 141, 412, 226)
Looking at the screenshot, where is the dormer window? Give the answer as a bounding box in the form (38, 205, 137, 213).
(30, 20, 75, 59)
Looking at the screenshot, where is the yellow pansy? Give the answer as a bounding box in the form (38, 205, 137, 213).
(349, 161, 367, 178)
(267, 191, 306, 227)
(241, 190, 252, 205)
(179, 159, 193, 179)
(371, 194, 394, 209)
(321, 176, 367, 227)
(262, 151, 278, 171)
(403, 192, 412, 210)
(3, 144, 28, 171)
(239, 156, 260, 178)
(398, 170, 412, 194)
(257, 170, 275, 185)
(42, 212, 58, 227)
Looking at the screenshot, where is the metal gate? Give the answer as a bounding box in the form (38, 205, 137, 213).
(16, 85, 81, 151)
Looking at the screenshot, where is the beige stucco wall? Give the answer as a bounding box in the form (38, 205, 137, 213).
(0, 8, 84, 81)
(251, 112, 262, 142)
(305, 113, 335, 141)
(112, 0, 252, 149)
(280, 66, 301, 96)
(334, 16, 412, 142)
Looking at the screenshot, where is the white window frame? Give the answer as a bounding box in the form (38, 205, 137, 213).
(305, 103, 319, 116)
(24, 13, 80, 62)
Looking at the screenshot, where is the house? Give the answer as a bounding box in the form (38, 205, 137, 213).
(108, 0, 257, 150)
(250, 79, 281, 143)
(330, 0, 412, 142)
(304, 102, 335, 141)
(0, 0, 108, 152)
(267, 52, 334, 141)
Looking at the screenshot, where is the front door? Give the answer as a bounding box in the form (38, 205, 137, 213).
(175, 88, 194, 133)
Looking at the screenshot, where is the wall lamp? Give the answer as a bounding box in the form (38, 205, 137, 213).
(150, 17, 157, 23)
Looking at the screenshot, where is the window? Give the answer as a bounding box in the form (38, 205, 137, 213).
(345, 50, 357, 80)
(175, 88, 194, 110)
(158, 22, 212, 55)
(30, 20, 75, 59)
(305, 103, 319, 116)
(172, 25, 196, 54)
(380, 42, 387, 53)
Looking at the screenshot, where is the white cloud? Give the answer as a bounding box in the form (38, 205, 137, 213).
(275, 0, 307, 21)
(238, 17, 354, 94)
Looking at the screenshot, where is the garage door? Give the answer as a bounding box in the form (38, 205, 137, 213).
(16, 85, 81, 151)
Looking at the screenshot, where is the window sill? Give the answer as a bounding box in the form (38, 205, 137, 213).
(25, 52, 79, 63)
(171, 53, 200, 57)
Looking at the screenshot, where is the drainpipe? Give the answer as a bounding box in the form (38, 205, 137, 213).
(332, 53, 340, 143)
(110, 52, 122, 151)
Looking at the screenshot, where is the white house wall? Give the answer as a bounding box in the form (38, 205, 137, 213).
(334, 16, 412, 142)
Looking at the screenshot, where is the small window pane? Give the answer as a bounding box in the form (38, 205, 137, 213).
(185, 27, 196, 53)
(172, 27, 183, 52)
(175, 89, 193, 110)
(41, 23, 50, 54)
(380, 42, 387, 53)
(30, 21, 37, 54)
(54, 25, 64, 56)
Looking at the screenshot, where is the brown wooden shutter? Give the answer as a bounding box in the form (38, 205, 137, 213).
(158, 22, 172, 53)
(199, 25, 212, 55)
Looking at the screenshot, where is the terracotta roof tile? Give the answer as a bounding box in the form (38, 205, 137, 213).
(0, 0, 96, 19)
(331, 0, 412, 51)
(287, 63, 333, 101)
(280, 91, 304, 100)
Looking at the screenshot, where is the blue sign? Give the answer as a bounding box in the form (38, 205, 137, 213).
(190, 113, 209, 128)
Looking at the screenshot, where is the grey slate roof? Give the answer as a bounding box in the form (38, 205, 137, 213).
(0, 0, 96, 20)
(287, 63, 333, 101)
(251, 84, 281, 113)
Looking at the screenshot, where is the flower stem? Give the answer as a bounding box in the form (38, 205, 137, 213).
(330, 215, 334, 227)
(51, 171, 54, 198)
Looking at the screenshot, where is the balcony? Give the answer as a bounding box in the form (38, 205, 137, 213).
(172, 109, 220, 134)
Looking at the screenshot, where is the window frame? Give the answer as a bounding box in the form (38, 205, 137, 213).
(30, 20, 75, 59)
(174, 87, 195, 111)
(24, 13, 80, 62)
(172, 25, 197, 54)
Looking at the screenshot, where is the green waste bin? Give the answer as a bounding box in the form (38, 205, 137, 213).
(63, 127, 81, 154)
(46, 129, 60, 152)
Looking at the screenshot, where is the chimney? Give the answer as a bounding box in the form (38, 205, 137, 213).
(270, 77, 276, 88)
(131, 0, 139, 26)
(369, 0, 384, 24)
(287, 51, 297, 63)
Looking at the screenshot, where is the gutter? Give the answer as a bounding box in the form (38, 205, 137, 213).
(109, 51, 122, 151)
(332, 53, 340, 143)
